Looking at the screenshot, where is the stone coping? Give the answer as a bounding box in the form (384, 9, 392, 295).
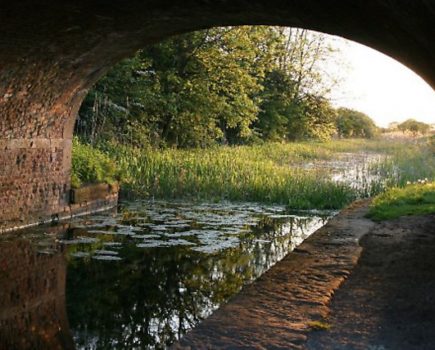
(173, 200, 374, 349)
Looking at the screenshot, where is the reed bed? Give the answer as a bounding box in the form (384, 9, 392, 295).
(75, 137, 435, 210)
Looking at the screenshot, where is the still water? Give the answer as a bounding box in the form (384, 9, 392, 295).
(0, 200, 333, 349)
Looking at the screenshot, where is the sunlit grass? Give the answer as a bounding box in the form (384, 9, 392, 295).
(73, 137, 435, 210)
(368, 182, 435, 221)
(71, 138, 118, 188)
(99, 141, 355, 209)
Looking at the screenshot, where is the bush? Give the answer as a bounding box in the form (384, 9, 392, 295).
(336, 108, 379, 139)
(71, 137, 119, 188)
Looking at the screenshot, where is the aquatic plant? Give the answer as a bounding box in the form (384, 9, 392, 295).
(72, 138, 435, 210)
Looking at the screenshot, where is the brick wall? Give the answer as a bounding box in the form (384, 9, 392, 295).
(0, 139, 71, 231)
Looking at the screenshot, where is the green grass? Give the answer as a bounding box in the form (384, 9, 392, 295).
(71, 137, 435, 210)
(307, 320, 331, 331)
(98, 141, 356, 209)
(368, 182, 435, 221)
(71, 137, 119, 188)
(369, 138, 435, 187)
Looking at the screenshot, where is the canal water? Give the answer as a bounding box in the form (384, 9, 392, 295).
(1, 151, 388, 349)
(0, 200, 334, 349)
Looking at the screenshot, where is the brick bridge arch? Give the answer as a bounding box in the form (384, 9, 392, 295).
(1, 0, 434, 231)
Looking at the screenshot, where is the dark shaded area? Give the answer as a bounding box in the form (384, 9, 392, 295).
(307, 214, 435, 349)
(0, 227, 74, 350)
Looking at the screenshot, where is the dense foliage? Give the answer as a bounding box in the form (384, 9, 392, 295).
(98, 140, 356, 209)
(397, 119, 431, 136)
(76, 27, 341, 147)
(71, 138, 118, 188)
(335, 108, 379, 139)
(71, 25, 435, 216)
(72, 137, 435, 209)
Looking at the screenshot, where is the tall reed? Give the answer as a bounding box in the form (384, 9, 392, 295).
(75, 138, 435, 210)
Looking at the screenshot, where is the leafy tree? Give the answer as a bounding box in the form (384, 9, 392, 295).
(397, 119, 430, 136)
(335, 108, 379, 139)
(256, 69, 295, 141)
(287, 95, 337, 141)
(76, 26, 342, 147)
(256, 28, 339, 141)
(77, 27, 280, 148)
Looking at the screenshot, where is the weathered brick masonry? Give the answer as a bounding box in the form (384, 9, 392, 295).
(0, 139, 71, 231)
(1, 0, 435, 231)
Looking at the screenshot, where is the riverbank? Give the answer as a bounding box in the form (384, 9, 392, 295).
(73, 137, 435, 209)
(173, 201, 435, 349)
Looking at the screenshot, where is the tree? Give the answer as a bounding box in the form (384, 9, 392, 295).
(256, 28, 340, 141)
(77, 27, 280, 147)
(287, 95, 337, 141)
(397, 119, 430, 136)
(335, 108, 379, 139)
(76, 26, 342, 147)
(388, 122, 399, 131)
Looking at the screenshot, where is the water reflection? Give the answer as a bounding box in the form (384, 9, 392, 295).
(302, 152, 392, 196)
(0, 226, 74, 350)
(0, 200, 333, 349)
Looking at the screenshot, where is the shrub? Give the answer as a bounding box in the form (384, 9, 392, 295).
(71, 137, 119, 188)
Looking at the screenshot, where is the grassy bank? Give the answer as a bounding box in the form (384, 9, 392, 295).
(368, 182, 435, 221)
(72, 138, 435, 210)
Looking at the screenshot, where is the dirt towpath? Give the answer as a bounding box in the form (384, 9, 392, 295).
(173, 201, 435, 349)
(307, 212, 435, 350)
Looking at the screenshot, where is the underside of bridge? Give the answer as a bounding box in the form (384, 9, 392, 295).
(0, 0, 434, 231)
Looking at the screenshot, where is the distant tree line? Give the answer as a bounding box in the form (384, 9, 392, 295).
(397, 119, 431, 136)
(335, 108, 379, 139)
(75, 26, 380, 148)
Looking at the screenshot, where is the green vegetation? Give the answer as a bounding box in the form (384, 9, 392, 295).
(368, 182, 435, 221)
(336, 108, 379, 139)
(97, 140, 354, 209)
(308, 320, 331, 331)
(430, 135, 435, 154)
(397, 119, 431, 136)
(71, 26, 435, 216)
(369, 136, 435, 186)
(72, 137, 435, 210)
(75, 27, 342, 148)
(71, 138, 118, 188)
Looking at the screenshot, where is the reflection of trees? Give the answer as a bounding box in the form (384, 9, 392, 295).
(66, 215, 322, 349)
(68, 245, 252, 349)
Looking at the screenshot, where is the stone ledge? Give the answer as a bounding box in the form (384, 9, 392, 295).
(0, 138, 70, 150)
(173, 200, 375, 349)
(70, 182, 118, 204)
(0, 183, 119, 234)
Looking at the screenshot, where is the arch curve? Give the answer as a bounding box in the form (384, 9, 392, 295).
(1, 0, 434, 230)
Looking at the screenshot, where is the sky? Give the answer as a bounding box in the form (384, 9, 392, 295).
(325, 35, 435, 128)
